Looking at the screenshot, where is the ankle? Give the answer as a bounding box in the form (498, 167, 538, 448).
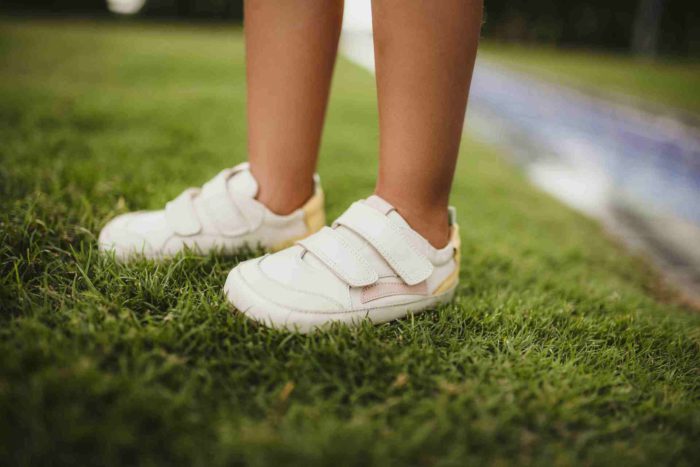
(375, 192, 450, 249)
(401, 208, 451, 249)
(256, 179, 314, 216)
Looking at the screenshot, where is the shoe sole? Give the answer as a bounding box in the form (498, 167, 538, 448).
(224, 267, 457, 333)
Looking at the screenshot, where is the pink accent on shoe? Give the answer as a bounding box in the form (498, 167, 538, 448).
(361, 281, 428, 304)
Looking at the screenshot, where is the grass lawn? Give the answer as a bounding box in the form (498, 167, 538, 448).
(1, 19, 700, 466)
(479, 42, 700, 116)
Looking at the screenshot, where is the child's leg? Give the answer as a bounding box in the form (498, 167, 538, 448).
(372, 0, 483, 247)
(224, 0, 483, 331)
(100, 0, 343, 260)
(245, 0, 344, 215)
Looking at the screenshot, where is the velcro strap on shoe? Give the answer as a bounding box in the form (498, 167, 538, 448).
(165, 188, 202, 236)
(298, 227, 378, 287)
(199, 169, 251, 236)
(333, 202, 433, 285)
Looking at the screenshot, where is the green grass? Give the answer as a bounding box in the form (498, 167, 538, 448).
(479, 42, 700, 116)
(1, 19, 699, 466)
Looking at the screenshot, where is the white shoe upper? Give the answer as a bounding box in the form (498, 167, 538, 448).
(99, 163, 325, 260)
(224, 195, 461, 332)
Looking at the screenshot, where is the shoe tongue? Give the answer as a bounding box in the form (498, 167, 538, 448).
(365, 195, 448, 257)
(226, 167, 259, 198)
(363, 195, 414, 233)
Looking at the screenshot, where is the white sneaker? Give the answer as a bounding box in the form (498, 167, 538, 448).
(224, 195, 460, 332)
(99, 163, 325, 260)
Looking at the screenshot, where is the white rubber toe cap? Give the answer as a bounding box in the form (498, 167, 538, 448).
(98, 211, 169, 259)
(226, 256, 363, 332)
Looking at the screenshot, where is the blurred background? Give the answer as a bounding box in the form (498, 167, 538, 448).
(4, 0, 698, 57)
(2, 0, 699, 302)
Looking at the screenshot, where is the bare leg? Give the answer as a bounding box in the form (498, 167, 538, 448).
(245, 0, 344, 214)
(372, 0, 483, 247)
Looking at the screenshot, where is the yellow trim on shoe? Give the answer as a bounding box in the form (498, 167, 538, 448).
(433, 224, 461, 295)
(303, 187, 325, 234)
